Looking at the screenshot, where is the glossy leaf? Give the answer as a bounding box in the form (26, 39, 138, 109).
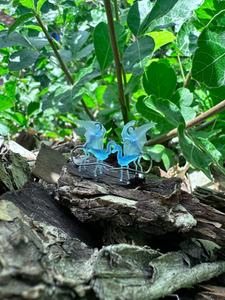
(192, 10, 225, 87)
(135, 96, 174, 136)
(127, 0, 153, 37)
(0, 95, 14, 110)
(76, 44, 94, 59)
(127, 0, 178, 37)
(27, 37, 49, 50)
(75, 60, 101, 87)
(176, 23, 199, 56)
(162, 148, 175, 171)
(144, 95, 185, 127)
(0, 123, 10, 136)
(194, 0, 225, 30)
(177, 123, 212, 179)
(148, 30, 176, 51)
(143, 62, 177, 99)
(124, 75, 142, 95)
(149, 0, 204, 32)
(171, 88, 193, 107)
(8, 49, 39, 71)
(18, 0, 35, 10)
(94, 21, 127, 73)
(8, 13, 35, 35)
(179, 106, 196, 123)
(54, 86, 83, 114)
(209, 86, 225, 106)
(37, 0, 47, 12)
(67, 31, 89, 59)
(143, 144, 165, 162)
(5, 81, 16, 101)
(122, 35, 155, 76)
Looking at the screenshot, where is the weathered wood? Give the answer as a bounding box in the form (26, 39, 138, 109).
(56, 162, 225, 248)
(0, 182, 102, 248)
(0, 138, 32, 195)
(32, 142, 66, 183)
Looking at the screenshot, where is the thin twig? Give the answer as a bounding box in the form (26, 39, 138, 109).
(145, 100, 225, 146)
(177, 53, 185, 82)
(36, 14, 94, 121)
(183, 68, 192, 88)
(103, 0, 128, 124)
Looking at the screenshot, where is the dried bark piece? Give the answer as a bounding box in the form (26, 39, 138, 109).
(0, 139, 32, 195)
(0, 182, 102, 248)
(93, 244, 225, 300)
(196, 285, 225, 300)
(32, 143, 66, 183)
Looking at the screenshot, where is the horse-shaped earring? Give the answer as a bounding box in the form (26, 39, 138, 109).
(71, 120, 115, 177)
(112, 121, 156, 184)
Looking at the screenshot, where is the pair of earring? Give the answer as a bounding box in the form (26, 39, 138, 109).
(71, 120, 156, 184)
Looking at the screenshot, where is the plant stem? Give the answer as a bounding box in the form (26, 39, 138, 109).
(145, 99, 225, 146)
(113, 0, 130, 112)
(103, 0, 128, 124)
(183, 68, 192, 88)
(35, 14, 94, 121)
(177, 53, 185, 82)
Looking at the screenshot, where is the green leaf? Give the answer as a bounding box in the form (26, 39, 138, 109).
(5, 81, 16, 101)
(76, 44, 94, 59)
(75, 60, 101, 87)
(103, 83, 120, 107)
(0, 95, 14, 110)
(122, 35, 155, 76)
(196, 137, 223, 166)
(162, 148, 175, 171)
(0, 123, 10, 136)
(194, 0, 225, 30)
(54, 86, 83, 114)
(127, 0, 153, 37)
(143, 61, 176, 99)
(27, 37, 49, 50)
(37, 0, 46, 12)
(192, 10, 225, 87)
(94, 21, 127, 73)
(18, 0, 35, 10)
(124, 75, 142, 95)
(127, 0, 178, 37)
(177, 123, 212, 179)
(179, 106, 196, 123)
(176, 23, 199, 56)
(208, 86, 225, 106)
(144, 95, 185, 127)
(8, 49, 39, 71)
(8, 13, 35, 35)
(0, 31, 31, 49)
(149, 0, 204, 32)
(171, 88, 193, 107)
(143, 144, 165, 162)
(67, 31, 89, 59)
(58, 50, 73, 62)
(23, 25, 42, 31)
(148, 30, 176, 51)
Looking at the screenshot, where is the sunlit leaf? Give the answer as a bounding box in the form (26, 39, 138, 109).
(144, 95, 185, 127)
(192, 10, 225, 87)
(143, 61, 177, 99)
(122, 35, 155, 76)
(177, 123, 212, 179)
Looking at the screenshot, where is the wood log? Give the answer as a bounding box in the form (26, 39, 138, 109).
(55, 161, 225, 248)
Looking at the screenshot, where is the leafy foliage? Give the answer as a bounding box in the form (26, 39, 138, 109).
(1, 0, 225, 179)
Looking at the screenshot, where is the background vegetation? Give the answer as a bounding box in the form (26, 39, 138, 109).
(1, 0, 225, 178)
